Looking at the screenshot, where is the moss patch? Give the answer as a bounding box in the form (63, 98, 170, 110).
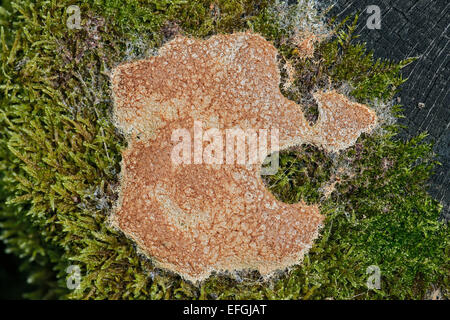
(0, 0, 448, 299)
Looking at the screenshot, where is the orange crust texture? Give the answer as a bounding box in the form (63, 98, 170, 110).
(110, 32, 377, 282)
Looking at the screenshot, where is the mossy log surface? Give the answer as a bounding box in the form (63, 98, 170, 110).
(0, 0, 448, 299)
(328, 0, 450, 220)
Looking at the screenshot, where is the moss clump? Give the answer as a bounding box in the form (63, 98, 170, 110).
(262, 144, 333, 205)
(0, 0, 448, 299)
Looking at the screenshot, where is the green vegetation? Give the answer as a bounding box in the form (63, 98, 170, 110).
(0, 0, 448, 299)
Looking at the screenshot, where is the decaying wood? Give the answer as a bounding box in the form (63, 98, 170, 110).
(329, 0, 450, 219)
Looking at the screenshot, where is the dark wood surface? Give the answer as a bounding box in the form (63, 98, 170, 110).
(325, 0, 449, 219)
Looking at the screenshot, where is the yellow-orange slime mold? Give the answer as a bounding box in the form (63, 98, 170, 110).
(110, 32, 377, 282)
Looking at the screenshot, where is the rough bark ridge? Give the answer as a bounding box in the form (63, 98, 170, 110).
(327, 0, 449, 219)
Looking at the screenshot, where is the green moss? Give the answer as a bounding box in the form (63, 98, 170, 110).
(0, 0, 448, 299)
(320, 15, 416, 102)
(263, 145, 333, 205)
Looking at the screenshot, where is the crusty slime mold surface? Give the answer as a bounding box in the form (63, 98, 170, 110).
(110, 32, 377, 282)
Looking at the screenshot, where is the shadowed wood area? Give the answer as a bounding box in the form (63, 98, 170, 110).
(327, 0, 450, 219)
